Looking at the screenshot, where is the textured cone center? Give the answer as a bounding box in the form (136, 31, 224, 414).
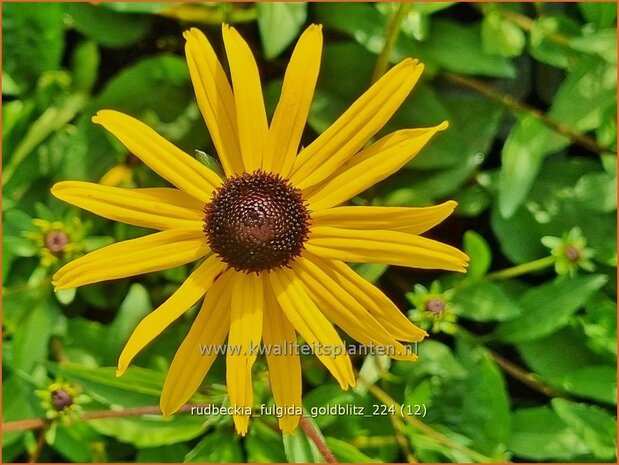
(204, 170, 310, 273)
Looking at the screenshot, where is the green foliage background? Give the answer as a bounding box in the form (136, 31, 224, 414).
(2, 2, 617, 463)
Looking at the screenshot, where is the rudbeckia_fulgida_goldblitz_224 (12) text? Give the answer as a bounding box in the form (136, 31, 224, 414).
(51, 24, 469, 435)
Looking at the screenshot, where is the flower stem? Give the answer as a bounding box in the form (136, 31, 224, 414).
(298, 416, 337, 463)
(486, 256, 555, 281)
(3, 404, 201, 433)
(367, 383, 493, 462)
(489, 350, 566, 398)
(457, 326, 566, 399)
(28, 422, 50, 463)
(372, 3, 411, 83)
(442, 71, 616, 156)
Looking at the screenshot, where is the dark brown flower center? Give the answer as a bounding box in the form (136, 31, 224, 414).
(203, 171, 310, 273)
(51, 389, 73, 411)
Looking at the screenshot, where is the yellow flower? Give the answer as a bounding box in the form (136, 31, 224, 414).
(51, 24, 469, 435)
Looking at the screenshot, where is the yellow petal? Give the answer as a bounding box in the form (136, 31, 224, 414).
(263, 25, 322, 176)
(289, 59, 424, 190)
(222, 25, 268, 173)
(160, 270, 233, 416)
(92, 110, 222, 203)
(304, 252, 426, 342)
(227, 272, 264, 436)
(99, 164, 133, 187)
(53, 229, 208, 290)
(117, 255, 227, 376)
(293, 257, 417, 361)
(269, 268, 355, 389)
(311, 201, 457, 235)
(263, 282, 302, 433)
(184, 28, 244, 176)
(306, 122, 448, 210)
(52, 182, 204, 231)
(306, 226, 469, 273)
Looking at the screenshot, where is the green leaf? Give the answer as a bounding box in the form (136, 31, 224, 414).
(560, 365, 617, 405)
(581, 293, 617, 359)
(509, 406, 589, 460)
(492, 158, 617, 265)
(283, 414, 326, 463)
(394, 339, 467, 381)
(573, 171, 617, 213)
(552, 398, 617, 460)
(53, 423, 102, 463)
(57, 364, 165, 408)
(257, 3, 307, 59)
(137, 444, 190, 463)
(529, 15, 582, 68)
(452, 281, 522, 322)
(3, 236, 38, 258)
(401, 85, 503, 171)
(302, 385, 359, 429)
(195, 150, 225, 178)
(71, 41, 100, 95)
(56, 288, 76, 306)
(517, 326, 605, 380)
(351, 263, 388, 284)
(184, 429, 244, 462)
(463, 231, 491, 279)
(90, 54, 191, 121)
(407, 19, 517, 77)
(2, 376, 37, 448)
(104, 284, 152, 365)
(452, 183, 492, 217)
(89, 415, 206, 448)
(307, 42, 374, 135)
(64, 54, 192, 181)
(245, 421, 288, 462)
(409, 2, 455, 15)
(2, 3, 64, 94)
(481, 11, 525, 57)
(100, 2, 168, 14)
(578, 3, 618, 30)
(455, 340, 510, 455)
(494, 275, 607, 343)
(354, 355, 390, 395)
(570, 29, 617, 64)
(408, 426, 479, 463)
(498, 56, 617, 217)
(314, 3, 515, 77)
(12, 299, 57, 372)
(326, 437, 379, 462)
(3, 94, 85, 190)
(63, 3, 152, 48)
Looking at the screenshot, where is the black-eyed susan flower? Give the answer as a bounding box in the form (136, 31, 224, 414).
(51, 24, 469, 435)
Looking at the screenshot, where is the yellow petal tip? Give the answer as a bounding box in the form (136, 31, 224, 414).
(233, 416, 249, 436)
